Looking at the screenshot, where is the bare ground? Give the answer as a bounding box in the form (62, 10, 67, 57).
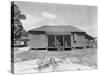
(14, 48, 97, 68)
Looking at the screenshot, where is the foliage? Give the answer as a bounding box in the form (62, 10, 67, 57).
(11, 1, 27, 40)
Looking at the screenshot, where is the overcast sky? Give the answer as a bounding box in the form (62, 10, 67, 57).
(14, 1, 97, 37)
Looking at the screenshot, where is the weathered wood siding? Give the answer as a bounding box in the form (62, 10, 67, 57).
(27, 34, 48, 48)
(72, 33, 86, 48)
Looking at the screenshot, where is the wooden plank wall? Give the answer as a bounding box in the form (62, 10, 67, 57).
(27, 34, 48, 48)
(72, 33, 86, 48)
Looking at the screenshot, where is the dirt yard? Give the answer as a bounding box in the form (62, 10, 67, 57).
(14, 48, 97, 68)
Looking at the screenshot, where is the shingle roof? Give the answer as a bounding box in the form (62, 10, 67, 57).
(29, 25, 84, 32)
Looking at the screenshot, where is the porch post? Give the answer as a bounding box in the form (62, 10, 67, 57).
(63, 35, 64, 51)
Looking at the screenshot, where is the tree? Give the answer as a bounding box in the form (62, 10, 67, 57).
(11, 1, 27, 40)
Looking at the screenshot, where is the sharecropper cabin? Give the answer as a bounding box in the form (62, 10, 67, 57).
(27, 25, 95, 51)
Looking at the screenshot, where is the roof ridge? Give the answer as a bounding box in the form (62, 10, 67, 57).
(28, 25, 84, 32)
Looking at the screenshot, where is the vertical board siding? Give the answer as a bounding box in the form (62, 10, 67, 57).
(27, 34, 47, 48)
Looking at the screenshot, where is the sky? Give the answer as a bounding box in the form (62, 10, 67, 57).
(14, 1, 98, 37)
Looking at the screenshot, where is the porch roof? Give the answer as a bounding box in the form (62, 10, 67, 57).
(85, 34, 95, 40)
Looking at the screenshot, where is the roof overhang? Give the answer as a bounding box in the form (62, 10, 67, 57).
(85, 34, 95, 40)
(28, 31, 46, 34)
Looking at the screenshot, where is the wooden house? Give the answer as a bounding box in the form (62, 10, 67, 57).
(27, 25, 95, 51)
